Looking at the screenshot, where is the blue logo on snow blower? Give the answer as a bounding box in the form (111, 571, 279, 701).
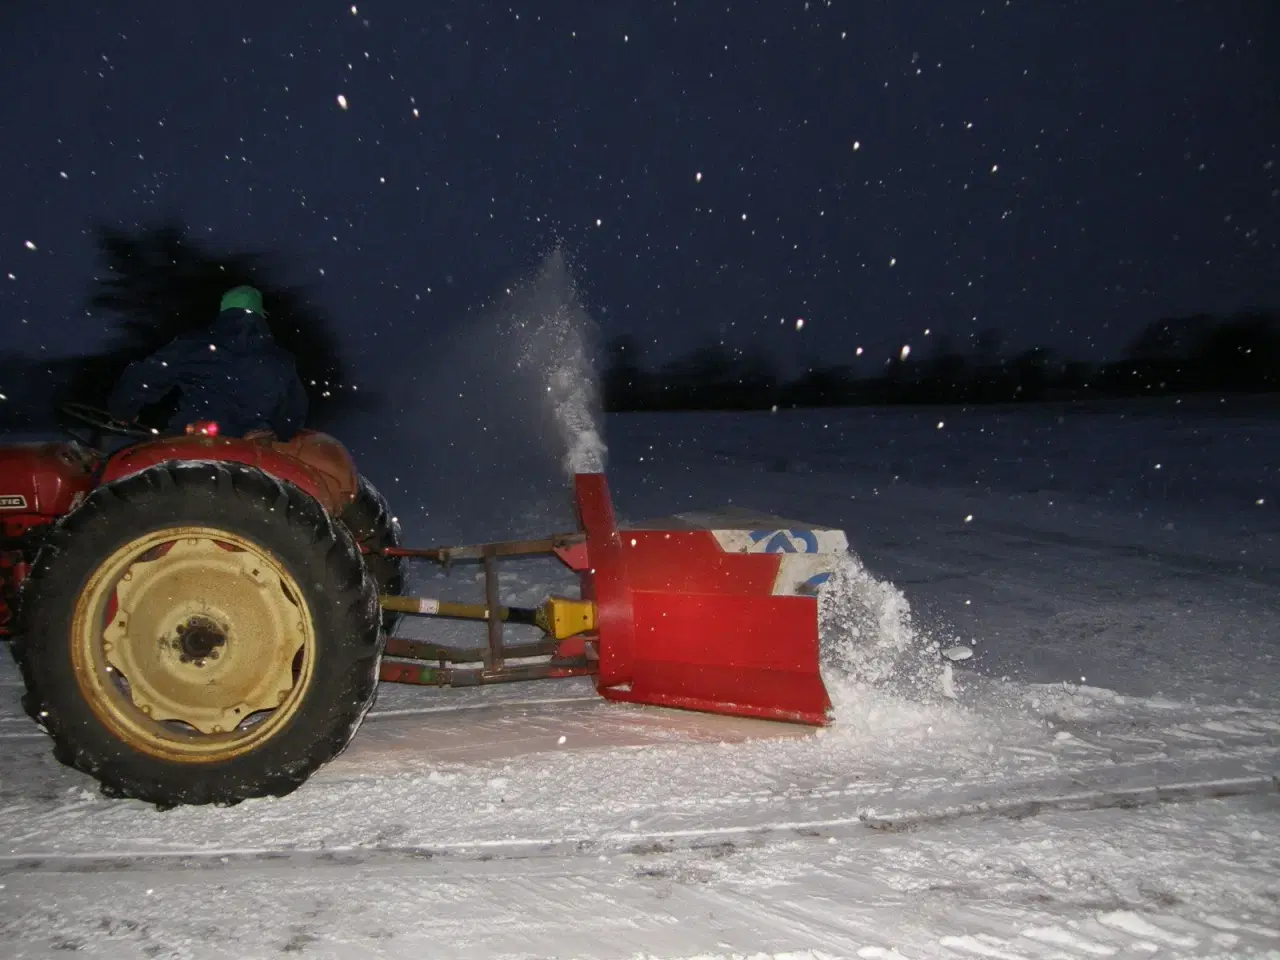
(749, 529, 834, 592)
(749, 529, 819, 554)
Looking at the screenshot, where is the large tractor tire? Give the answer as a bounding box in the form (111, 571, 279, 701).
(12, 461, 383, 808)
(339, 474, 405, 635)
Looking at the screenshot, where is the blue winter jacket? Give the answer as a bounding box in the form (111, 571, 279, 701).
(107, 309, 310, 440)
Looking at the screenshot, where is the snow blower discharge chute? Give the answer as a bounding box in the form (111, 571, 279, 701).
(377, 473, 848, 726)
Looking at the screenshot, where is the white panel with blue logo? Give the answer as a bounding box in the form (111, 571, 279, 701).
(710, 526, 849, 596)
(629, 506, 850, 598)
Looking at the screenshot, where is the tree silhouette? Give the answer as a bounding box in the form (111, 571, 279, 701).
(923, 334, 970, 402)
(657, 341, 778, 409)
(1191, 311, 1280, 391)
(1112, 310, 1280, 394)
(1124, 313, 1214, 362)
(586, 312, 1280, 413)
(1010, 346, 1056, 401)
(64, 221, 363, 424)
(601, 334, 650, 411)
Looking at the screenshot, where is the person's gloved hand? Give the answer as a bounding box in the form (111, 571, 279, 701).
(105, 398, 137, 425)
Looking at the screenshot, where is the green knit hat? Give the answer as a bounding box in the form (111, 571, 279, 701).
(220, 285, 266, 316)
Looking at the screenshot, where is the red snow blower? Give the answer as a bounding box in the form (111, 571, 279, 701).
(378, 472, 847, 726)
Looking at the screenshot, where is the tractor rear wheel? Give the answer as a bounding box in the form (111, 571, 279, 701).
(340, 474, 405, 634)
(12, 461, 383, 808)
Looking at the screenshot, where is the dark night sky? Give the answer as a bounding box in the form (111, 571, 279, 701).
(2, 1, 1278, 380)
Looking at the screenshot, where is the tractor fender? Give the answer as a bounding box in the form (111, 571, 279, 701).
(99, 431, 358, 516)
(0, 442, 97, 518)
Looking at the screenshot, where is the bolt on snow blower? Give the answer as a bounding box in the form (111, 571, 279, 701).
(374, 472, 850, 725)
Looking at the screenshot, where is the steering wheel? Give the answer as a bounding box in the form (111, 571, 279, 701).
(59, 402, 160, 441)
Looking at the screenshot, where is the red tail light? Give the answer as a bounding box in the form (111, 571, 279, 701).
(185, 421, 220, 437)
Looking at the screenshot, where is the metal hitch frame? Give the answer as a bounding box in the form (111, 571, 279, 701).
(375, 534, 599, 689)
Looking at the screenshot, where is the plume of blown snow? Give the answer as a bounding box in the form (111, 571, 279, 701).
(814, 552, 1051, 751)
(342, 247, 607, 544)
(509, 248, 607, 476)
(816, 551, 958, 735)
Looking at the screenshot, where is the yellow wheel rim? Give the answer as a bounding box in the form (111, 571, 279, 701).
(71, 526, 317, 763)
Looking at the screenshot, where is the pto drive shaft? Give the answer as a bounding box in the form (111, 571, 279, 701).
(379, 595, 596, 640)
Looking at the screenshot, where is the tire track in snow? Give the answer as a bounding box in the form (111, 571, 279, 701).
(1, 774, 1274, 876)
(1, 692, 1277, 862)
(2, 797, 1277, 959)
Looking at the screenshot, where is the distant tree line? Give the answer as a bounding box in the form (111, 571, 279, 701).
(602, 311, 1280, 412)
(2, 218, 1277, 432)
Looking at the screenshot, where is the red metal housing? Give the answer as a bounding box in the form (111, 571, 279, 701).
(376, 473, 841, 727)
(100, 430, 359, 515)
(570, 473, 833, 725)
(0, 430, 359, 636)
(0, 442, 98, 635)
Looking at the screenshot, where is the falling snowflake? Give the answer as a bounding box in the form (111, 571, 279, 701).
(795, 318, 804, 331)
(24, 240, 36, 251)
(852, 140, 861, 151)
(855, 346, 863, 356)
(900, 344, 911, 360)
(337, 94, 349, 110)
(889, 257, 896, 267)
(695, 171, 702, 182)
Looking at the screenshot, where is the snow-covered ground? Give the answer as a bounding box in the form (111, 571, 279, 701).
(2, 402, 1279, 959)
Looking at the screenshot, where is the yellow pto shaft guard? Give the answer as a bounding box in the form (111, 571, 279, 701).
(379, 594, 596, 640)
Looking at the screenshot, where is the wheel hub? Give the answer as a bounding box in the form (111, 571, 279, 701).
(175, 616, 226, 664)
(102, 537, 306, 735)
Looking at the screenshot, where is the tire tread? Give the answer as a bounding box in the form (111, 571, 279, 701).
(10, 460, 383, 808)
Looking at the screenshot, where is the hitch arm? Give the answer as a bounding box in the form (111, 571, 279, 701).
(379, 594, 596, 641)
(380, 533, 583, 564)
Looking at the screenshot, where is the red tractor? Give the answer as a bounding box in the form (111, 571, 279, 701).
(3, 406, 844, 810)
(1, 404, 403, 808)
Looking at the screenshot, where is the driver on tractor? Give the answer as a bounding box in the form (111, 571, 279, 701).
(106, 285, 309, 441)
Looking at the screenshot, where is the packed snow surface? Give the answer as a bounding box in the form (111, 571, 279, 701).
(2, 401, 1278, 958)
